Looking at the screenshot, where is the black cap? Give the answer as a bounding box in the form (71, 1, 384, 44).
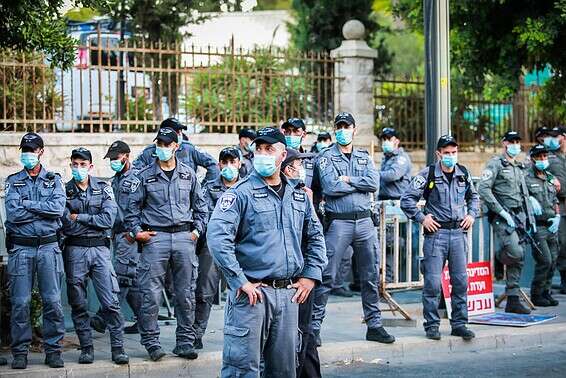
(552, 126, 566, 136)
(19, 132, 44, 150)
(282, 148, 314, 170)
(160, 117, 186, 131)
(534, 126, 556, 138)
(530, 144, 548, 157)
(238, 128, 257, 140)
(104, 140, 130, 159)
(253, 127, 286, 146)
(317, 132, 332, 141)
(436, 135, 458, 150)
(154, 127, 179, 144)
(379, 127, 397, 139)
(71, 147, 93, 162)
(334, 112, 355, 126)
(502, 130, 522, 142)
(219, 146, 241, 161)
(281, 118, 306, 130)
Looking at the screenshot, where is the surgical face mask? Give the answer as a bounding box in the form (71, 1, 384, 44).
(382, 140, 395, 153)
(335, 128, 354, 146)
(246, 142, 256, 153)
(544, 137, 560, 151)
(71, 167, 89, 182)
(316, 142, 330, 151)
(20, 152, 39, 169)
(285, 135, 302, 150)
(534, 159, 549, 171)
(253, 154, 277, 177)
(221, 166, 239, 181)
(110, 159, 125, 173)
(155, 146, 174, 161)
(506, 143, 521, 157)
(441, 154, 458, 169)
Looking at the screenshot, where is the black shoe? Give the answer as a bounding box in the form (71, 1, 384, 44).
(44, 352, 64, 368)
(560, 271, 566, 294)
(148, 347, 166, 362)
(425, 327, 441, 340)
(124, 322, 139, 334)
(111, 347, 129, 365)
(11, 355, 27, 369)
(313, 329, 322, 347)
(90, 315, 106, 334)
(451, 326, 475, 341)
(366, 327, 395, 344)
(330, 287, 354, 297)
(194, 338, 203, 350)
(172, 345, 198, 360)
(505, 295, 531, 314)
(543, 291, 559, 306)
(531, 294, 552, 307)
(78, 346, 94, 364)
(349, 283, 361, 292)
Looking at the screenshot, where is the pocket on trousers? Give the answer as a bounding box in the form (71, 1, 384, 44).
(110, 271, 120, 293)
(223, 325, 250, 369)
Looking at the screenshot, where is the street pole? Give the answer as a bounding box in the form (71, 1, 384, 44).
(424, 0, 451, 165)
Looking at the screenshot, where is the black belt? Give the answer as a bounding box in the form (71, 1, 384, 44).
(248, 278, 296, 289)
(66, 236, 110, 248)
(11, 234, 58, 247)
(378, 195, 400, 201)
(437, 221, 462, 229)
(536, 220, 551, 227)
(326, 210, 371, 221)
(142, 224, 191, 233)
(508, 207, 523, 214)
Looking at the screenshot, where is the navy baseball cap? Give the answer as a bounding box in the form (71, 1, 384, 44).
(253, 127, 287, 146)
(71, 147, 93, 162)
(502, 130, 522, 142)
(436, 135, 458, 150)
(154, 127, 179, 144)
(317, 132, 332, 141)
(19, 132, 44, 150)
(219, 146, 241, 161)
(281, 118, 306, 130)
(530, 144, 548, 157)
(379, 127, 397, 139)
(552, 126, 566, 136)
(104, 140, 130, 159)
(334, 112, 355, 126)
(282, 148, 314, 170)
(160, 117, 187, 131)
(534, 126, 556, 138)
(238, 128, 257, 140)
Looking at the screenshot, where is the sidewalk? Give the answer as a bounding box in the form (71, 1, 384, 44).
(1, 289, 565, 377)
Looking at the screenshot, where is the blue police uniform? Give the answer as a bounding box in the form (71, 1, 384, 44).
(61, 176, 125, 350)
(311, 144, 383, 334)
(401, 162, 480, 331)
(124, 160, 207, 353)
(237, 145, 254, 178)
(4, 167, 66, 358)
(207, 172, 327, 378)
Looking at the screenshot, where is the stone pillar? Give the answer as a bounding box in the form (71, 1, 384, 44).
(331, 19, 378, 147)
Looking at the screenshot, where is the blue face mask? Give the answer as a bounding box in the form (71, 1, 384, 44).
(155, 146, 174, 161)
(110, 159, 125, 173)
(316, 142, 330, 151)
(506, 143, 521, 157)
(71, 167, 89, 182)
(534, 159, 549, 171)
(221, 166, 239, 181)
(20, 152, 39, 170)
(544, 137, 560, 151)
(247, 142, 256, 153)
(253, 154, 277, 177)
(441, 154, 458, 169)
(285, 135, 302, 150)
(335, 128, 354, 146)
(382, 140, 395, 153)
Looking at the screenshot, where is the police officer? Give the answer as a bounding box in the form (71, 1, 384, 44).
(194, 146, 242, 350)
(401, 135, 479, 340)
(478, 131, 534, 314)
(61, 147, 129, 365)
(207, 127, 327, 378)
(124, 127, 207, 361)
(133, 117, 219, 182)
(4, 133, 65, 369)
(525, 144, 560, 306)
(281, 118, 317, 188)
(310, 132, 332, 153)
(237, 128, 256, 177)
(312, 112, 395, 345)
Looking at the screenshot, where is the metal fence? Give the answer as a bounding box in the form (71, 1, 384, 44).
(0, 33, 339, 134)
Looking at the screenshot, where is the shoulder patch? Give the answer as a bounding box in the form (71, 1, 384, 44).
(481, 170, 493, 181)
(219, 193, 237, 212)
(412, 175, 427, 190)
(318, 157, 328, 170)
(103, 185, 115, 200)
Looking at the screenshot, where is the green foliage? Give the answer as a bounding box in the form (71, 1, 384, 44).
(64, 7, 100, 22)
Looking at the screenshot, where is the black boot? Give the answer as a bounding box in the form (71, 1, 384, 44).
(543, 290, 559, 306)
(124, 322, 139, 334)
(172, 345, 198, 360)
(148, 347, 166, 362)
(330, 287, 354, 297)
(194, 338, 203, 350)
(366, 327, 395, 344)
(112, 347, 129, 365)
(451, 326, 475, 341)
(78, 346, 94, 364)
(90, 315, 106, 334)
(11, 355, 27, 369)
(505, 295, 531, 314)
(44, 352, 64, 368)
(561, 271, 566, 295)
(425, 327, 441, 340)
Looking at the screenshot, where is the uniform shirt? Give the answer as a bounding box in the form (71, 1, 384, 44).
(478, 154, 529, 214)
(61, 176, 117, 238)
(132, 140, 219, 182)
(202, 175, 232, 221)
(379, 147, 412, 200)
(525, 168, 558, 222)
(401, 162, 480, 223)
(4, 166, 65, 237)
(317, 144, 380, 214)
(547, 150, 566, 201)
(111, 167, 137, 233)
(206, 172, 327, 291)
(237, 145, 254, 178)
(124, 161, 207, 237)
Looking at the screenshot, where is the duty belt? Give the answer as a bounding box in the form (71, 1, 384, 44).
(142, 224, 191, 233)
(437, 220, 463, 229)
(326, 210, 371, 221)
(66, 236, 110, 248)
(11, 234, 58, 247)
(378, 195, 400, 201)
(248, 278, 297, 289)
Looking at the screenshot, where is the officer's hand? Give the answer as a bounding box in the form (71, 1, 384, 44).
(135, 231, 157, 243)
(460, 215, 475, 230)
(549, 215, 561, 234)
(70, 213, 78, 221)
(190, 231, 199, 242)
(237, 282, 265, 306)
(124, 233, 135, 244)
(529, 196, 543, 216)
(422, 214, 440, 233)
(290, 278, 315, 304)
(338, 176, 350, 183)
(554, 178, 561, 193)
